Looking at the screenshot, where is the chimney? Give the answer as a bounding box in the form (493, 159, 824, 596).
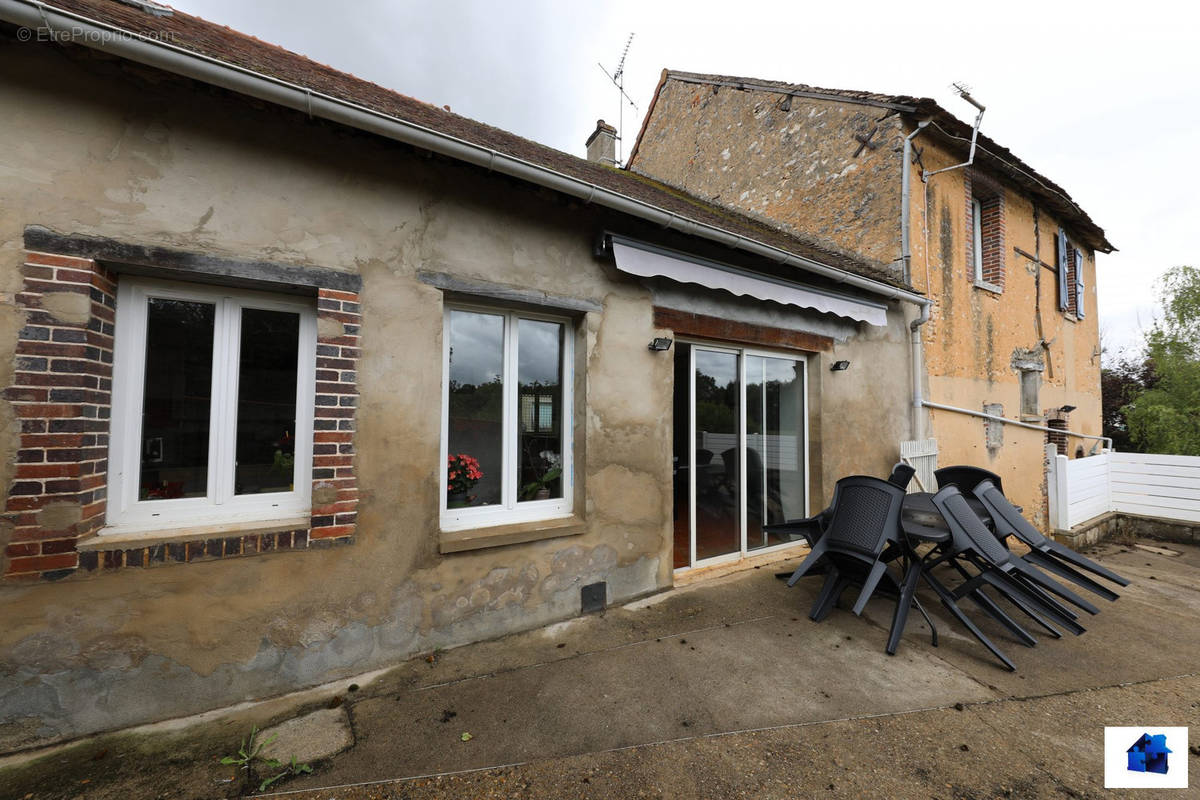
(586, 120, 618, 166)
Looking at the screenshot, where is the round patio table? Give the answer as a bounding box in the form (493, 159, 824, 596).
(901, 491, 993, 541)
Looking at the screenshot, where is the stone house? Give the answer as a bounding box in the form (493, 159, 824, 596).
(628, 71, 1114, 525)
(0, 2, 930, 749)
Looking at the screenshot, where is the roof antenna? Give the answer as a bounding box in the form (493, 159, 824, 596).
(597, 33, 638, 166)
(923, 81, 986, 180)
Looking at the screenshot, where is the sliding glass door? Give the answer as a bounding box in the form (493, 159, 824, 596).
(673, 342, 808, 570)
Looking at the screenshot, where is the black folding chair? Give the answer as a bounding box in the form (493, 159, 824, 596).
(764, 505, 833, 549)
(935, 465, 1005, 496)
(921, 486, 1091, 671)
(973, 479, 1130, 598)
(887, 461, 916, 490)
(782, 476, 937, 651)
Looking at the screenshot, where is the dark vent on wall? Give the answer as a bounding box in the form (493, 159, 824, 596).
(581, 582, 607, 614)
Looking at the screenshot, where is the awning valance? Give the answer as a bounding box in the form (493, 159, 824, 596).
(608, 236, 888, 326)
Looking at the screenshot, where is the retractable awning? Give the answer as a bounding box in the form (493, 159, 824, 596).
(607, 235, 889, 326)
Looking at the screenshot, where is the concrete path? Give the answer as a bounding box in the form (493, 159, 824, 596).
(3, 538, 1199, 799)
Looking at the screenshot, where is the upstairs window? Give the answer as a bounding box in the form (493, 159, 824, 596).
(971, 196, 985, 282)
(441, 306, 573, 530)
(966, 175, 1005, 290)
(108, 279, 317, 530)
(1055, 229, 1087, 318)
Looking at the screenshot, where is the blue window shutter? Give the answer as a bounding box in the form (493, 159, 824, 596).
(1074, 248, 1086, 318)
(1056, 229, 1069, 311)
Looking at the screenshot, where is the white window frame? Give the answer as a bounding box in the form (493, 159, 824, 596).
(440, 304, 574, 531)
(107, 278, 316, 532)
(971, 196, 985, 282)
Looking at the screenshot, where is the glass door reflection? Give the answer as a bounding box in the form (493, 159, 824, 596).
(673, 343, 808, 570)
(745, 355, 806, 551)
(693, 348, 740, 561)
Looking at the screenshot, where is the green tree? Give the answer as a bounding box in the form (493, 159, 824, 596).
(1101, 355, 1156, 452)
(1124, 266, 1200, 455)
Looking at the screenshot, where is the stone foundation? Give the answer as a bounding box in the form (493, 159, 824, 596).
(1057, 512, 1200, 549)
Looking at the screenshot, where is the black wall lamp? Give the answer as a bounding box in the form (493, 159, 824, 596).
(830, 360, 851, 371)
(648, 337, 673, 352)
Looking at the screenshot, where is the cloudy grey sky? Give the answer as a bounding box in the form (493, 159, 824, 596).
(169, 0, 1200, 360)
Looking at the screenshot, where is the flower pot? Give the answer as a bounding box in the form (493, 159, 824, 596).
(447, 492, 470, 509)
(535, 488, 551, 501)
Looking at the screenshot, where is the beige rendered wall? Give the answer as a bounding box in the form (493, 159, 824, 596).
(908, 138, 1103, 527)
(0, 45, 916, 749)
(0, 45, 676, 750)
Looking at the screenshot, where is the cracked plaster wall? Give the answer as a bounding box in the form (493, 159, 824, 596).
(908, 141, 1102, 528)
(0, 43, 669, 751)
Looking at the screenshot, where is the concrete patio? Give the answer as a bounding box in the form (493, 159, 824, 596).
(3, 536, 1198, 799)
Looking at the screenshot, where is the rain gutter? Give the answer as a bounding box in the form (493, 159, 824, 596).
(1, 0, 929, 311)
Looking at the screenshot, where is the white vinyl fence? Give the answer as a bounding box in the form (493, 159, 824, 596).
(699, 432, 801, 472)
(900, 438, 939, 493)
(1047, 447, 1200, 530)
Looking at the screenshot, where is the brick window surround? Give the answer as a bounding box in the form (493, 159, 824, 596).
(3, 233, 361, 581)
(965, 171, 1006, 290)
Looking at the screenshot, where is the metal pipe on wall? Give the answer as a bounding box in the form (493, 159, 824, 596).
(900, 120, 932, 441)
(922, 400, 1112, 450)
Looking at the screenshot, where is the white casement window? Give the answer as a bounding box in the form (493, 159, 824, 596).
(441, 305, 573, 531)
(971, 196, 984, 282)
(107, 278, 316, 531)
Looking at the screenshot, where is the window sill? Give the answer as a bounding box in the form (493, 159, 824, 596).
(80, 515, 311, 551)
(439, 515, 586, 554)
(973, 279, 1003, 295)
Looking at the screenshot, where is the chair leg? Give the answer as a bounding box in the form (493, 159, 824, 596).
(979, 572, 1086, 636)
(1043, 543, 1130, 586)
(851, 560, 890, 616)
(1012, 561, 1100, 615)
(1009, 574, 1081, 621)
(786, 540, 830, 587)
(966, 587, 1037, 647)
(984, 581, 1064, 639)
(809, 567, 846, 622)
(923, 573, 1016, 671)
(911, 598, 939, 647)
(1022, 550, 1119, 601)
(886, 560, 924, 655)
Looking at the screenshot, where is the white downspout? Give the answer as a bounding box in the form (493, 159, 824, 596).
(901, 120, 932, 441)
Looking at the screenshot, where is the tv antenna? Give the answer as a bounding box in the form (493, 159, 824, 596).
(597, 33, 638, 164)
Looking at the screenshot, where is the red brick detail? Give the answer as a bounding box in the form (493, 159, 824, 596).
(4, 253, 361, 581)
(965, 171, 1006, 290)
(310, 287, 359, 545)
(73, 529, 316, 574)
(652, 307, 834, 352)
(1046, 415, 1069, 457)
(3, 252, 114, 580)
